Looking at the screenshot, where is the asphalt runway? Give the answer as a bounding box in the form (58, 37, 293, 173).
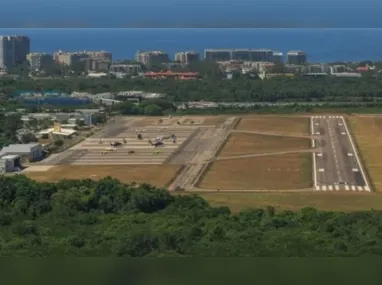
(311, 115, 370, 192)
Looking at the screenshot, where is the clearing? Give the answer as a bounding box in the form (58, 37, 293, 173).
(24, 165, 182, 187)
(198, 153, 312, 190)
(219, 133, 311, 157)
(198, 192, 382, 212)
(349, 116, 382, 192)
(236, 116, 310, 136)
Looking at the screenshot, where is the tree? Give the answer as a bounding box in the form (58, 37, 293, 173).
(143, 104, 162, 116)
(54, 139, 64, 147)
(21, 133, 38, 144)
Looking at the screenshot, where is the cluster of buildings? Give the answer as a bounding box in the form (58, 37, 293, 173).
(1, 34, 376, 80)
(204, 49, 306, 64)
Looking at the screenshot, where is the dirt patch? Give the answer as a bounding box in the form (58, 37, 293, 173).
(198, 192, 382, 213)
(349, 116, 382, 192)
(25, 164, 181, 187)
(219, 133, 311, 156)
(236, 116, 310, 136)
(198, 153, 312, 190)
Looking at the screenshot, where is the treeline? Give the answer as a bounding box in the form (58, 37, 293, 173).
(3, 76, 382, 103)
(1, 175, 382, 256)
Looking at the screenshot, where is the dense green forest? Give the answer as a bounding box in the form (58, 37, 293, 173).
(0, 175, 382, 257)
(2, 76, 382, 103)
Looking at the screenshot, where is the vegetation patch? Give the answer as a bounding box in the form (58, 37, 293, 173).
(198, 153, 312, 190)
(25, 165, 181, 187)
(219, 133, 311, 157)
(349, 116, 382, 192)
(236, 116, 310, 136)
(199, 192, 382, 212)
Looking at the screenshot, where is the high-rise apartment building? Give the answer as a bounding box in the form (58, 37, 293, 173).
(249, 49, 273, 62)
(174, 51, 199, 64)
(204, 49, 232, 61)
(135, 50, 170, 66)
(27, 53, 53, 71)
(271, 51, 284, 63)
(205, 49, 274, 62)
(0, 35, 30, 70)
(286, 51, 307, 64)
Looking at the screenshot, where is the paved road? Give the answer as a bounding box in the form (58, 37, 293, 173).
(311, 115, 370, 192)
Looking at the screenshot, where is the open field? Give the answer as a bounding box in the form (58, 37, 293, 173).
(198, 192, 382, 212)
(24, 165, 181, 187)
(219, 133, 311, 156)
(349, 116, 382, 192)
(236, 116, 310, 136)
(198, 153, 312, 190)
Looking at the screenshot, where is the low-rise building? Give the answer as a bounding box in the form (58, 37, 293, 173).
(0, 154, 22, 173)
(27, 53, 53, 71)
(0, 143, 43, 162)
(109, 64, 142, 75)
(135, 50, 170, 66)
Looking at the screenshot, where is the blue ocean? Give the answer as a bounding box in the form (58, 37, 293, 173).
(1, 28, 382, 62)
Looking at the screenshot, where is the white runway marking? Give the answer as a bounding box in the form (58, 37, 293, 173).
(317, 153, 323, 157)
(352, 168, 359, 172)
(315, 123, 319, 126)
(335, 185, 340, 191)
(315, 132, 320, 135)
(318, 168, 325, 172)
(347, 153, 353, 156)
(357, 186, 363, 191)
(345, 185, 350, 191)
(322, 185, 327, 191)
(315, 186, 320, 191)
(328, 185, 333, 191)
(341, 116, 372, 192)
(364, 186, 370, 192)
(341, 132, 346, 135)
(351, 186, 356, 191)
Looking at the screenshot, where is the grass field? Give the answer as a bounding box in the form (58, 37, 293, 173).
(198, 153, 312, 190)
(219, 133, 311, 157)
(198, 192, 382, 212)
(25, 165, 181, 187)
(349, 116, 382, 192)
(236, 116, 310, 136)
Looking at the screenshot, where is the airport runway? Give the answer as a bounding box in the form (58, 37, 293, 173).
(311, 115, 370, 192)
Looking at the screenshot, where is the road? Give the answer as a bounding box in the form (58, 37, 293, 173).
(311, 115, 370, 192)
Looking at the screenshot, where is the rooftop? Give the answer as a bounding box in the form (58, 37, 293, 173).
(1, 143, 41, 154)
(0, 154, 20, 160)
(39, 128, 77, 136)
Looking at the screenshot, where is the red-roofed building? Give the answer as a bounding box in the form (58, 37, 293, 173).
(144, 70, 200, 79)
(356, 66, 369, 73)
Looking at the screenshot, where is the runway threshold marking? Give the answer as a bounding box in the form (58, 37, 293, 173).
(318, 168, 324, 172)
(328, 185, 333, 191)
(351, 186, 356, 191)
(345, 185, 350, 191)
(322, 185, 327, 191)
(335, 185, 340, 191)
(357, 186, 363, 191)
